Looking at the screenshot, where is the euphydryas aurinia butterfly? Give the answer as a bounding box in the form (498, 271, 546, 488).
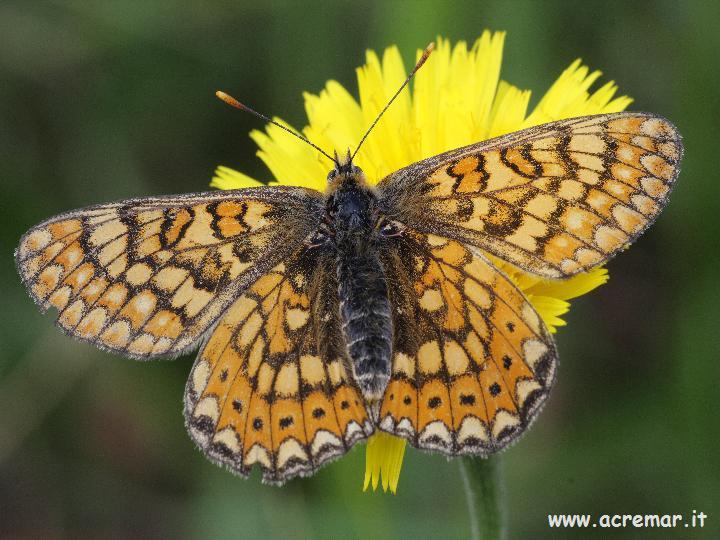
(16, 43, 682, 484)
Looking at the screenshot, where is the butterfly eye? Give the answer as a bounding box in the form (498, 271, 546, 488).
(326, 169, 338, 182)
(379, 220, 405, 237)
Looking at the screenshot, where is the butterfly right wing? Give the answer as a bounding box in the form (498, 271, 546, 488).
(185, 246, 373, 484)
(15, 187, 323, 358)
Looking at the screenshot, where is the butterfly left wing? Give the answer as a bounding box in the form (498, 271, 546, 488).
(185, 246, 373, 484)
(15, 187, 322, 358)
(376, 230, 556, 455)
(378, 112, 682, 278)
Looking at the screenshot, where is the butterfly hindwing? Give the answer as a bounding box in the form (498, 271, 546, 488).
(185, 247, 373, 484)
(378, 112, 682, 278)
(15, 187, 323, 358)
(377, 230, 556, 455)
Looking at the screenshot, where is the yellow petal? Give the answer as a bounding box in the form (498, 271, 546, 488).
(356, 46, 413, 181)
(526, 295, 570, 334)
(527, 267, 610, 301)
(468, 30, 505, 141)
(524, 58, 631, 125)
(363, 432, 406, 494)
(250, 122, 327, 190)
(210, 165, 269, 190)
(487, 81, 531, 138)
(303, 80, 364, 160)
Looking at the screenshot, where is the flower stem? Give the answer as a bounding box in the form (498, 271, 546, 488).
(459, 456, 505, 540)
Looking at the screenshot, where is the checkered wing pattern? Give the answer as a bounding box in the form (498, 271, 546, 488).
(377, 231, 556, 454)
(184, 248, 373, 484)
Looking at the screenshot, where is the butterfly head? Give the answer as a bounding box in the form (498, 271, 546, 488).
(327, 149, 366, 186)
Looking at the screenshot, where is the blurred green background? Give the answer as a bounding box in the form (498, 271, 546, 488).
(1, 1, 718, 538)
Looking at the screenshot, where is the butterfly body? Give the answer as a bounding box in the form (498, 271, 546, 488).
(325, 162, 393, 401)
(16, 112, 682, 484)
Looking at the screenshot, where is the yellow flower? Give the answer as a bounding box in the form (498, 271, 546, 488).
(212, 32, 631, 493)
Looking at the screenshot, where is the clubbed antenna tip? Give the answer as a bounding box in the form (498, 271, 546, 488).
(215, 90, 334, 162)
(417, 42, 435, 68)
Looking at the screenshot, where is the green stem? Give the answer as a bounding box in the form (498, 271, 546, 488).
(459, 456, 505, 540)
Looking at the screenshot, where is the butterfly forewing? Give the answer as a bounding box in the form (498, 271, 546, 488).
(16, 187, 323, 358)
(378, 112, 682, 278)
(185, 247, 373, 484)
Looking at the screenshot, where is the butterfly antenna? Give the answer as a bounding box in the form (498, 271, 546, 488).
(351, 42, 435, 162)
(215, 90, 336, 164)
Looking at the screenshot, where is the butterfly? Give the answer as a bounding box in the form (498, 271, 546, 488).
(15, 46, 682, 485)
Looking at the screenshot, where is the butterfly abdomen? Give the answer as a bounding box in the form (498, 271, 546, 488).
(337, 249, 392, 401)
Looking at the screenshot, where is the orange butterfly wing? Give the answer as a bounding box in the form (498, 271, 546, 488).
(185, 248, 373, 484)
(15, 187, 322, 358)
(378, 112, 682, 278)
(377, 230, 556, 454)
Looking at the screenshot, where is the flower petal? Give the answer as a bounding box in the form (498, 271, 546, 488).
(488, 81, 531, 138)
(527, 267, 610, 301)
(303, 80, 364, 162)
(210, 166, 270, 190)
(250, 122, 327, 190)
(363, 432, 406, 494)
(524, 59, 631, 125)
(356, 46, 414, 181)
(526, 295, 570, 334)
